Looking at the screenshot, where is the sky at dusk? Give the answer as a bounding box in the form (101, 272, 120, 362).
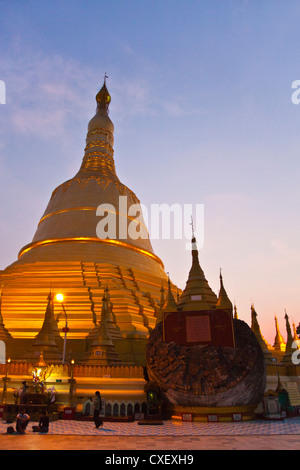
(1, 0, 300, 344)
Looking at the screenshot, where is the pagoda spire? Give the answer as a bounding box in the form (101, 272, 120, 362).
(102, 284, 122, 339)
(156, 283, 165, 325)
(84, 288, 121, 365)
(159, 282, 165, 309)
(282, 310, 295, 363)
(233, 302, 239, 319)
(250, 304, 273, 362)
(273, 315, 285, 352)
(177, 233, 217, 311)
(156, 276, 177, 325)
(216, 269, 233, 311)
(30, 292, 62, 362)
(0, 286, 12, 342)
(76, 76, 116, 178)
(164, 275, 177, 312)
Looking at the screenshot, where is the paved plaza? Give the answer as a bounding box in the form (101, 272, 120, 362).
(0, 417, 299, 450)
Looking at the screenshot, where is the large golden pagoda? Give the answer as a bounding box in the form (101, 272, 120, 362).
(0, 79, 175, 364)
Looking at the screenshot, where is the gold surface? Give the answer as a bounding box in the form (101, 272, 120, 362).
(85, 140, 113, 151)
(0, 82, 169, 363)
(18, 237, 163, 267)
(38, 207, 149, 232)
(87, 127, 114, 140)
(169, 404, 258, 422)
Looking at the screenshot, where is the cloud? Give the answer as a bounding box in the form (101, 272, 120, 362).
(0, 51, 97, 140)
(1, 44, 204, 144)
(161, 100, 191, 117)
(270, 239, 300, 264)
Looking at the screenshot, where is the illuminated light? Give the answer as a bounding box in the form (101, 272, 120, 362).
(56, 293, 64, 302)
(18, 237, 164, 268)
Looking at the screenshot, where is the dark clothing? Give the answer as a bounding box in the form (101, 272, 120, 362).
(93, 409, 103, 428)
(94, 396, 102, 411)
(16, 413, 30, 434)
(32, 414, 49, 433)
(20, 384, 28, 404)
(39, 415, 49, 433)
(93, 395, 103, 428)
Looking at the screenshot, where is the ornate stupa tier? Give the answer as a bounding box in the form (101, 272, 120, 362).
(177, 235, 218, 311)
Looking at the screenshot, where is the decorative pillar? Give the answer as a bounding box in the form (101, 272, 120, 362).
(68, 359, 76, 408)
(1, 358, 11, 404)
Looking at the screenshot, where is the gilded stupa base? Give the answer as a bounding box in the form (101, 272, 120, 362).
(167, 404, 259, 422)
(1, 253, 175, 365)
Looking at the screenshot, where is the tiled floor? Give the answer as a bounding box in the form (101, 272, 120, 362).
(1, 416, 300, 436)
(0, 417, 299, 450)
(1, 434, 300, 450)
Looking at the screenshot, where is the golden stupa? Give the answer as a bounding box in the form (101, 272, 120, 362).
(0, 79, 175, 365)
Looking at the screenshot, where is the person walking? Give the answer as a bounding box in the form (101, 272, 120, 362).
(93, 391, 103, 428)
(19, 382, 28, 404)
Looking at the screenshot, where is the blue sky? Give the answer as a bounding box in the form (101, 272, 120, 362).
(1, 0, 300, 343)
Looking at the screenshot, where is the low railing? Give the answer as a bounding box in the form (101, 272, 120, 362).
(0, 362, 145, 379)
(73, 365, 144, 378)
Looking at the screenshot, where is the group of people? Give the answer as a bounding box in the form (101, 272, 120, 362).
(7, 391, 103, 434)
(7, 408, 49, 435)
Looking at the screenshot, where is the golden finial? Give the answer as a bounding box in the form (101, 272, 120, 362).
(273, 315, 285, 352)
(96, 74, 111, 109)
(233, 302, 238, 319)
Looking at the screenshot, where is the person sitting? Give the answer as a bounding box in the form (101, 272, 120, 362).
(16, 408, 30, 434)
(32, 410, 49, 433)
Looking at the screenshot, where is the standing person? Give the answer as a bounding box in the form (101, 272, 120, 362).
(16, 408, 30, 434)
(93, 391, 103, 428)
(19, 381, 28, 404)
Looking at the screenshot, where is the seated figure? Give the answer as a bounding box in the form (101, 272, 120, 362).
(16, 408, 30, 434)
(32, 410, 49, 433)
